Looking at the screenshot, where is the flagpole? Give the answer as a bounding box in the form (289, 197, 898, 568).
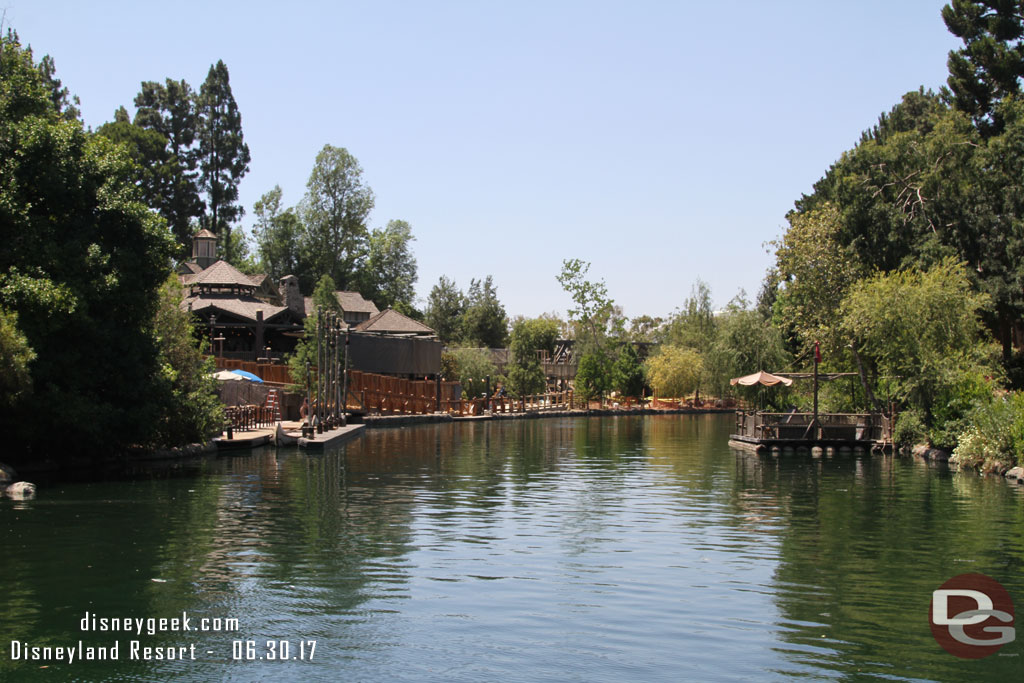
(812, 341, 820, 439)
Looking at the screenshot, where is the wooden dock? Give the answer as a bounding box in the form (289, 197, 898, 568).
(729, 410, 893, 452)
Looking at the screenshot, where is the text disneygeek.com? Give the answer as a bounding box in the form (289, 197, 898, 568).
(8, 612, 317, 664)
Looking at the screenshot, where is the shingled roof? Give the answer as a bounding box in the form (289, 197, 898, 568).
(335, 291, 379, 315)
(188, 260, 256, 288)
(355, 309, 435, 336)
(182, 293, 291, 323)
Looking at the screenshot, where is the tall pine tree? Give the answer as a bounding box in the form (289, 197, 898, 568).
(943, 0, 1024, 135)
(132, 78, 204, 254)
(197, 60, 250, 263)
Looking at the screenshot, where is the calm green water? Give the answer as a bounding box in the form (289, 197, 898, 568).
(2, 414, 1022, 682)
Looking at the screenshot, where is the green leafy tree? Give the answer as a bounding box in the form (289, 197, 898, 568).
(252, 185, 302, 280)
(312, 274, 341, 314)
(612, 343, 646, 399)
(663, 280, 716, 352)
(943, 0, 1024, 135)
(507, 317, 559, 396)
(425, 276, 466, 345)
(556, 258, 617, 354)
(771, 202, 867, 356)
(0, 308, 34, 408)
(35, 51, 79, 120)
(450, 347, 498, 398)
(150, 276, 223, 445)
(360, 219, 418, 311)
(461, 275, 508, 347)
(628, 314, 664, 342)
(197, 60, 250, 263)
(132, 78, 204, 253)
(842, 258, 999, 446)
(97, 106, 174, 226)
(645, 346, 704, 399)
(299, 144, 374, 292)
(0, 31, 177, 459)
(574, 352, 612, 401)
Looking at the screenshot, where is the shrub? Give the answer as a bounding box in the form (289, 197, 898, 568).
(893, 409, 927, 448)
(952, 392, 1024, 472)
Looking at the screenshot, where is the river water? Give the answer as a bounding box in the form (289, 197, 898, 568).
(2, 414, 1022, 681)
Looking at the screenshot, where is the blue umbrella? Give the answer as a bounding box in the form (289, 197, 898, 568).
(230, 370, 264, 383)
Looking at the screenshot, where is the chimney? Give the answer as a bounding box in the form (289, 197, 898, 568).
(280, 275, 304, 318)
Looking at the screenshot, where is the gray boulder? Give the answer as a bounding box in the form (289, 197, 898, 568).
(6, 481, 36, 499)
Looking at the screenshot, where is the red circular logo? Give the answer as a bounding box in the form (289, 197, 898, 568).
(929, 573, 1015, 659)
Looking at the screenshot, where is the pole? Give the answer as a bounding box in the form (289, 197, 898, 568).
(341, 330, 349, 426)
(316, 309, 323, 433)
(812, 340, 820, 439)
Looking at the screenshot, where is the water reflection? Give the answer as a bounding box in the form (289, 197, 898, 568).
(1, 415, 1021, 681)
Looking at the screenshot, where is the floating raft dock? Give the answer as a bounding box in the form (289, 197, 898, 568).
(729, 410, 893, 452)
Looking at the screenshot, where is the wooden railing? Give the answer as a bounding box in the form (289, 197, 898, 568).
(224, 405, 278, 431)
(734, 411, 892, 442)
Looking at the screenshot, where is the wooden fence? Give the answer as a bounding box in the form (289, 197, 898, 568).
(215, 358, 292, 384)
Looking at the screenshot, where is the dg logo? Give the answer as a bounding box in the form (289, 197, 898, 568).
(930, 573, 1015, 659)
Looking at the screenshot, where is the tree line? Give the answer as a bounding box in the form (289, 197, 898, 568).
(96, 62, 250, 262)
(1, 31, 222, 461)
(760, 0, 1024, 469)
(250, 147, 418, 314)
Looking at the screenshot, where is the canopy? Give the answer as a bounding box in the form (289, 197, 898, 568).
(729, 371, 793, 387)
(229, 369, 263, 383)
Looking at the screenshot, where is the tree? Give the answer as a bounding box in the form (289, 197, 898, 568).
(449, 347, 498, 398)
(507, 317, 559, 396)
(771, 202, 866, 356)
(574, 352, 612, 401)
(0, 308, 34, 408)
(425, 276, 466, 345)
(612, 343, 646, 399)
(556, 258, 616, 354)
(645, 346, 704, 399)
(943, 0, 1024, 135)
(707, 294, 790, 403)
(132, 78, 204, 253)
(842, 258, 999, 445)
(197, 60, 250, 263)
(461, 275, 508, 347)
(663, 280, 717, 352)
(628, 314, 664, 342)
(0, 31, 178, 459)
(97, 106, 174, 231)
(36, 51, 79, 120)
(312, 274, 341, 315)
(360, 219, 418, 311)
(299, 145, 374, 292)
(252, 185, 302, 280)
(149, 276, 223, 445)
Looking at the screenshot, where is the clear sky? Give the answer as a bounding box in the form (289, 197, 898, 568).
(6, 1, 962, 321)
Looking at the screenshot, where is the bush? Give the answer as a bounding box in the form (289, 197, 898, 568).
(893, 409, 927, 448)
(951, 392, 1024, 472)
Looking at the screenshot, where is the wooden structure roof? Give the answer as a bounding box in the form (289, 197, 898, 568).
(355, 309, 436, 336)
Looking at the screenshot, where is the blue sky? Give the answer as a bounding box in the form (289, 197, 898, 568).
(6, 1, 962, 320)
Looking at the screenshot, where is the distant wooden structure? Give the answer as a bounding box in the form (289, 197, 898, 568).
(727, 358, 893, 452)
(729, 410, 893, 451)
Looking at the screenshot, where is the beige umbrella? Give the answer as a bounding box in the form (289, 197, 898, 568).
(212, 370, 245, 381)
(729, 371, 793, 387)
